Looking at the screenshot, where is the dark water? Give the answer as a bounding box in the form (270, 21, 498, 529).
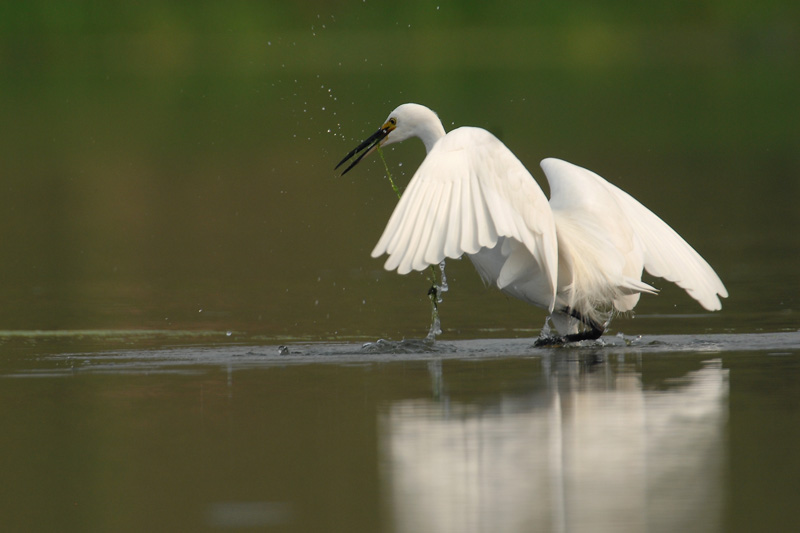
(2, 3, 799, 532)
(2, 331, 800, 532)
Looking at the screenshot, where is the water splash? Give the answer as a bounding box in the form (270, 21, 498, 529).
(361, 337, 438, 354)
(425, 260, 448, 341)
(426, 311, 442, 342)
(616, 331, 644, 347)
(437, 260, 448, 300)
(539, 317, 552, 340)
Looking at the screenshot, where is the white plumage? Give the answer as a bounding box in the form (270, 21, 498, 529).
(337, 103, 728, 342)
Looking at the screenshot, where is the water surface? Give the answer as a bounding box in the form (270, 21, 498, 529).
(2, 331, 799, 532)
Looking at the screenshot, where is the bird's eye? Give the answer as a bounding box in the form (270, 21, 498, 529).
(389, 118, 397, 126)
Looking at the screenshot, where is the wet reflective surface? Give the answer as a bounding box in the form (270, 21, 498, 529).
(383, 358, 727, 533)
(2, 333, 800, 532)
(2, 3, 800, 532)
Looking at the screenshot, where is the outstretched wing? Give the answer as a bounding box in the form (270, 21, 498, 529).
(541, 158, 728, 311)
(372, 127, 559, 311)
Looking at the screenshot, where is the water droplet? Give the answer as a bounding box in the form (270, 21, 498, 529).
(438, 260, 449, 294)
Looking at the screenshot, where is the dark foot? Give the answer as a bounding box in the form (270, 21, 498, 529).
(534, 308, 605, 347)
(534, 330, 603, 347)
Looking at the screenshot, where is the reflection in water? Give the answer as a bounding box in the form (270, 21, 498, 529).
(381, 355, 728, 533)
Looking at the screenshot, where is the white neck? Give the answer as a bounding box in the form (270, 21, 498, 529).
(420, 120, 446, 153)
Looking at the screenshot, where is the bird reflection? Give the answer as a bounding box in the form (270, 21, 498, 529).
(379, 353, 728, 533)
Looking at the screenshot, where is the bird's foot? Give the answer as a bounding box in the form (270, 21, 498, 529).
(534, 335, 567, 347)
(535, 308, 605, 347)
(534, 331, 605, 347)
(534, 331, 603, 347)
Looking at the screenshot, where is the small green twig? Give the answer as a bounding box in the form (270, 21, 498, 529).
(376, 145, 401, 199)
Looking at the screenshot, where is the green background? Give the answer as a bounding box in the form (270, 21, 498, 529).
(1, 1, 797, 340)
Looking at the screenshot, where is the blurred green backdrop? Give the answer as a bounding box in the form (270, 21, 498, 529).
(1, 1, 798, 341)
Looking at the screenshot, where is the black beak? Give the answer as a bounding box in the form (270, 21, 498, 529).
(335, 127, 390, 175)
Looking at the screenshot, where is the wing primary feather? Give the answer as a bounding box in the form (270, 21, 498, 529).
(372, 175, 423, 258)
(470, 170, 495, 249)
(444, 179, 463, 259)
(396, 180, 438, 274)
(460, 171, 478, 253)
(410, 180, 444, 271)
(423, 180, 452, 265)
(383, 175, 424, 255)
(382, 180, 428, 272)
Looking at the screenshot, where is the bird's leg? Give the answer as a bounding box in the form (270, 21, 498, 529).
(564, 307, 605, 338)
(427, 284, 439, 310)
(534, 308, 605, 346)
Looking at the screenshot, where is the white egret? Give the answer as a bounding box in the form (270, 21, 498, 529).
(336, 103, 728, 344)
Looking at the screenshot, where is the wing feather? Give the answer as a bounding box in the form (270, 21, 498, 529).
(471, 169, 498, 249)
(423, 181, 452, 265)
(395, 181, 437, 274)
(376, 173, 421, 258)
(618, 194, 728, 310)
(459, 166, 478, 253)
(541, 158, 727, 311)
(381, 179, 425, 272)
(444, 179, 462, 259)
(409, 180, 444, 271)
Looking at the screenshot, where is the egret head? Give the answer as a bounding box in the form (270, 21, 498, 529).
(335, 103, 445, 175)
